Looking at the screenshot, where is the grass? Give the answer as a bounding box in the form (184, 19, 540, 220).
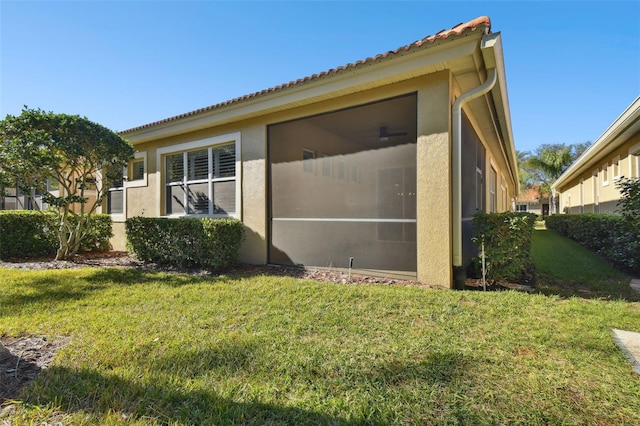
(1, 265, 640, 425)
(531, 225, 639, 301)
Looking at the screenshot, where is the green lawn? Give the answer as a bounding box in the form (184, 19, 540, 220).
(1, 266, 639, 425)
(532, 226, 638, 301)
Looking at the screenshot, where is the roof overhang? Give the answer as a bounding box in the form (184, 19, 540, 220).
(120, 16, 518, 190)
(123, 36, 483, 143)
(480, 32, 519, 193)
(553, 96, 640, 191)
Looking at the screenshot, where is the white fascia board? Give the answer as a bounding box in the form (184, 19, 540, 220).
(126, 38, 481, 144)
(554, 96, 640, 190)
(481, 32, 519, 192)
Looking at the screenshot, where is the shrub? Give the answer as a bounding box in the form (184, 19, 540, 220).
(0, 212, 112, 259)
(125, 217, 245, 271)
(471, 212, 537, 285)
(72, 214, 113, 252)
(545, 213, 640, 274)
(616, 177, 640, 222)
(0, 211, 58, 259)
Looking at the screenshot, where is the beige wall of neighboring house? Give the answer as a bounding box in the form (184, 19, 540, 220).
(553, 97, 640, 215)
(515, 187, 549, 216)
(111, 16, 518, 289)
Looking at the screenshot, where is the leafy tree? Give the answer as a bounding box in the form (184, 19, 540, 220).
(0, 107, 134, 260)
(516, 150, 533, 191)
(572, 141, 591, 160)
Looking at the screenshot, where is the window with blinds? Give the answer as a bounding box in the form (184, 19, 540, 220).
(165, 143, 236, 216)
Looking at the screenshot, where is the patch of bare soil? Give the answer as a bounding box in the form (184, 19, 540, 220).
(0, 335, 69, 405)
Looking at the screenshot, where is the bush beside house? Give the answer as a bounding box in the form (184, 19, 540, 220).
(126, 217, 245, 271)
(0, 212, 113, 260)
(470, 212, 538, 285)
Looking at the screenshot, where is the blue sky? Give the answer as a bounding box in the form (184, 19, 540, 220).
(1, 1, 638, 154)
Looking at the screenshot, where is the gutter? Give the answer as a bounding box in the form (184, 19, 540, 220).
(452, 68, 497, 270)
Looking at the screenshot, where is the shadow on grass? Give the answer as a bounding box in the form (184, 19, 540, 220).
(1, 268, 234, 318)
(534, 273, 640, 302)
(19, 338, 470, 424)
(85, 267, 234, 287)
(24, 365, 354, 425)
(366, 350, 466, 387)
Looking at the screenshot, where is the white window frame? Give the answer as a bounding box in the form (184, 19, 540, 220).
(602, 163, 609, 187)
(156, 132, 241, 219)
(476, 166, 483, 212)
(630, 142, 640, 178)
(612, 156, 621, 181)
(489, 165, 497, 213)
(106, 178, 125, 218)
(500, 174, 507, 212)
(126, 151, 147, 188)
(593, 171, 600, 213)
(97, 165, 125, 221)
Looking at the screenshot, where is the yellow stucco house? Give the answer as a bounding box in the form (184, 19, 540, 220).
(553, 96, 640, 215)
(109, 16, 518, 288)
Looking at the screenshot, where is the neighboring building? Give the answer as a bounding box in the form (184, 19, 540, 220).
(553, 97, 640, 214)
(0, 187, 42, 211)
(0, 179, 95, 214)
(111, 16, 519, 288)
(515, 187, 549, 216)
(0, 181, 56, 211)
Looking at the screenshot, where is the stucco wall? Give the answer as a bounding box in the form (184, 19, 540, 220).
(557, 134, 640, 214)
(416, 71, 452, 287)
(111, 73, 515, 289)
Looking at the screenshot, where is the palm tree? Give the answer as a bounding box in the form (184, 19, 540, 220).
(526, 144, 573, 214)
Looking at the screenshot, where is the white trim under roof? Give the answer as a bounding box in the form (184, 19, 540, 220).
(554, 96, 640, 190)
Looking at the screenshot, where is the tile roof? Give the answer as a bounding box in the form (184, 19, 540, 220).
(517, 187, 549, 202)
(120, 16, 491, 135)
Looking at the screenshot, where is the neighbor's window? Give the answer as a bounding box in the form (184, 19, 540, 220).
(165, 143, 236, 216)
(613, 156, 620, 180)
(501, 176, 507, 211)
(602, 164, 609, 186)
(489, 167, 497, 212)
(107, 173, 124, 215)
(515, 204, 527, 212)
(129, 159, 145, 181)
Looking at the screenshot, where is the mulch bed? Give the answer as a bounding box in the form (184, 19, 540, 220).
(1, 336, 69, 405)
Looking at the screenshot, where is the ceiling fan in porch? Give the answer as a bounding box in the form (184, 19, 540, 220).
(363, 126, 408, 142)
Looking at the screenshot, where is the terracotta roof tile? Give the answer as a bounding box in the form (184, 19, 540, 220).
(121, 16, 491, 135)
(517, 187, 549, 202)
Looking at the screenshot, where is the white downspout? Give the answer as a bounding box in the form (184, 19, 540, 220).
(452, 68, 497, 268)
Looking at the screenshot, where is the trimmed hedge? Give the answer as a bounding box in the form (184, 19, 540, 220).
(471, 212, 537, 285)
(545, 214, 640, 274)
(0, 211, 58, 259)
(0, 211, 113, 259)
(125, 217, 245, 271)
